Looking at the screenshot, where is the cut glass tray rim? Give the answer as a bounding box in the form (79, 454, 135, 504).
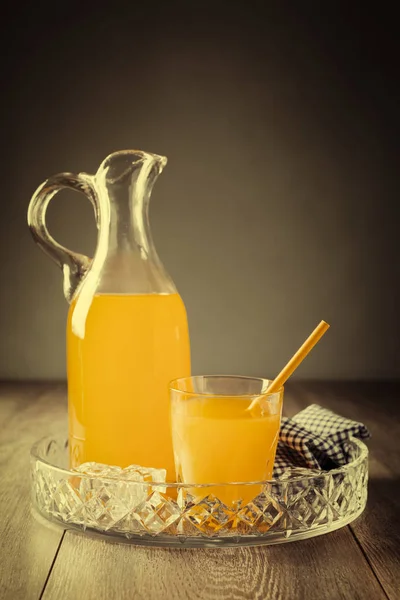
(30, 436, 368, 486)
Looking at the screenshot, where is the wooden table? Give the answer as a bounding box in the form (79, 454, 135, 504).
(0, 381, 399, 600)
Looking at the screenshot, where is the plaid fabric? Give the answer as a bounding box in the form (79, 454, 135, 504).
(273, 404, 370, 478)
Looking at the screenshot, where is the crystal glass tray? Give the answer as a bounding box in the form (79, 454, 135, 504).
(31, 437, 368, 547)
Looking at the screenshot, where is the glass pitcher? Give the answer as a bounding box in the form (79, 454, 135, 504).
(28, 150, 191, 479)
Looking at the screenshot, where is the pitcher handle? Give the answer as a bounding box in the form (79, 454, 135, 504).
(27, 172, 100, 303)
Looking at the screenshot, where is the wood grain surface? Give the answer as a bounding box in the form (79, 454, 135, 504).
(42, 528, 386, 600)
(292, 382, 400, 600)
(1, 381, 399, 600)
(0, 384, 66, 600)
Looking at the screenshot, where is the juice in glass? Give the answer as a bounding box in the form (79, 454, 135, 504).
(171, 377, 283, 506)
(67, 292, 191, 480)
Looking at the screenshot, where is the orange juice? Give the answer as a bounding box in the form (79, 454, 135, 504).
(171, 395, 281, 506)
(67, 293, 190, 479)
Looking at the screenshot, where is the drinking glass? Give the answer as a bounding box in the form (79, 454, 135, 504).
(170, 375, 283, 506)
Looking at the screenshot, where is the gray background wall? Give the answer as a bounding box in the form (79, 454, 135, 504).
(1, 4, 399, 380)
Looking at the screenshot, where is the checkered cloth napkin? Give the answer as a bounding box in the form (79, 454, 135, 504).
(273, 404, 370, 478)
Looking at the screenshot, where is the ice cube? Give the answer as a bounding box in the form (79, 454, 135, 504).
(73, 462, 166, 483)
(73, 462, 123, 478)
(119, 464, 166, 484)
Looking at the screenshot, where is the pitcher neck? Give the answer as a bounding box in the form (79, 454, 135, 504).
(107, 175, 153, 257)
(96, 150, 167, 257)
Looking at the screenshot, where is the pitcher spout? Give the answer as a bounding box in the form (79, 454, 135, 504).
(97, 150, 167, 185)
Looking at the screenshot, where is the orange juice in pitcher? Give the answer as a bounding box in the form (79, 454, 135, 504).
(28, 151, 191, 480)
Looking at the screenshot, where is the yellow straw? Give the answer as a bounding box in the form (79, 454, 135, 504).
(248, 320, 330, 411)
